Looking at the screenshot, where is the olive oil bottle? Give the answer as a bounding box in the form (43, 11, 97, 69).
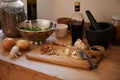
(27, 0, 37, 20)
(71, 1, 84, 45)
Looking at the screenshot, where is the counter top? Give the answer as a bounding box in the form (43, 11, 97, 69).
(0, 30, 120, 80)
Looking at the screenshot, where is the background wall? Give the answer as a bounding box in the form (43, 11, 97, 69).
(22, 0, 120, 23)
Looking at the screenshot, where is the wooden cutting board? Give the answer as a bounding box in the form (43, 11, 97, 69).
(26, 43, 103, 70)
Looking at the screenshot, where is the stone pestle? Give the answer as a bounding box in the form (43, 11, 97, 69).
(86, 10, 102, 30)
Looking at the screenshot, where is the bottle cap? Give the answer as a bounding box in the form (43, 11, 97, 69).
(74, 1, 80, 6)
(74, 1, 80, 11)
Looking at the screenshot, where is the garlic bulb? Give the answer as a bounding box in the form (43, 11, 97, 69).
(2, 38, 16, 51)
(16, 39, 31, 51)
(74, 39, 86, 50)
(10, 46, 21, 58)
(74, 39, 82, 47)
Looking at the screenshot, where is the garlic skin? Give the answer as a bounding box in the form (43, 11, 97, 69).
(10, 46, 21, 58)
(71, 55, 79, 60)
(80, 42, 86, 50)
(71, 50, 79, 60)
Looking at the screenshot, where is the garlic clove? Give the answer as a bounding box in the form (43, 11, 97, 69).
(71, 50, 77, 56)
(65, 47, 70, 56)
(71, 55, 80, 60)
(80, 42, 87, 50)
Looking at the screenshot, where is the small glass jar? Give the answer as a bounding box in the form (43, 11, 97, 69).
(112, 15, 120, 45)
(0, 0, 26, 37)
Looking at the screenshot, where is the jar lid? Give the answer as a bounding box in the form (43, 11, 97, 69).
(57, 17, 71, 24)
(112, 15, 120, 21)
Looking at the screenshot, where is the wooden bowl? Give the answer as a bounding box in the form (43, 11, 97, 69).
(89, 45, 105, 56)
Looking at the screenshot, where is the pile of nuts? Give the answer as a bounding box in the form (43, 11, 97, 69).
(40, 46, 57, 55)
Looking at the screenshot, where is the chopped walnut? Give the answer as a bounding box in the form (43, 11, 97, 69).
(40, 46, 57, 55)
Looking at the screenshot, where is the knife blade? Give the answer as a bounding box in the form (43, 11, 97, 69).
(77, 49, 97, 69)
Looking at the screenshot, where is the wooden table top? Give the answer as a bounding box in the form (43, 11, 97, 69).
(0, 30, 120, 80)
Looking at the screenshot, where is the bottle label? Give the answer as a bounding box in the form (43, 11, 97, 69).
(74, 1, 80, 12)
(75, 6, 80, 11)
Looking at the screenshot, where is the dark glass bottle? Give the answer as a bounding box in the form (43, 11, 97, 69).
(27, 0, 37, 20)
(71, 1, 84, 45)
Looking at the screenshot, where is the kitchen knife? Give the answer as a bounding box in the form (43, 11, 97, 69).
(77, 49, 97, 69)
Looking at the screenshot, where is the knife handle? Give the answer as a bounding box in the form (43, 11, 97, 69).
(87, 57, 97, 69)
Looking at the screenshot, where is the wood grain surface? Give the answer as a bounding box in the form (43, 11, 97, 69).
(26, 43, 90, 69)
(0, 31, 120, 80)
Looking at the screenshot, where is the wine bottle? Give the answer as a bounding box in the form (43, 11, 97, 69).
(27, 0, 37, 20)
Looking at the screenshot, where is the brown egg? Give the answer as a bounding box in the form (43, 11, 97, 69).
(2, 38, 16, 51)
